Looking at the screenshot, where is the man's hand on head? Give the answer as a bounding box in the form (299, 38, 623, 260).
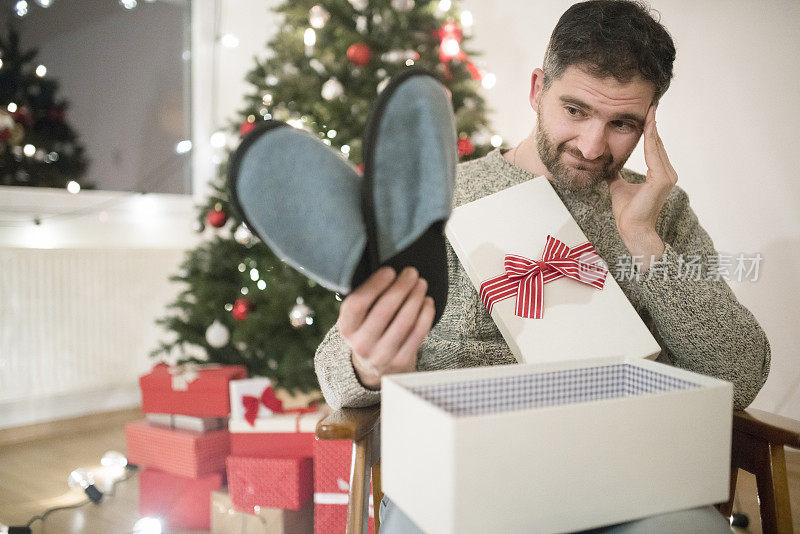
(338, 266, 435, 389)
(608, 104, 677, 271)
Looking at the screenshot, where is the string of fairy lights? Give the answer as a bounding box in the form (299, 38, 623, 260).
(0, 451, 163, 534)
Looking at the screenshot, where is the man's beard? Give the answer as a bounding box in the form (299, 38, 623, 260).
(535, 115, 625, 194)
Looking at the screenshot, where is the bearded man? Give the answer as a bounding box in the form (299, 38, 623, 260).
(315, 1, 770, 531)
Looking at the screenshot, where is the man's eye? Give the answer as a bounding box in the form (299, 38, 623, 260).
(565, 106, 583, 117)
(612, 121, 634, 132)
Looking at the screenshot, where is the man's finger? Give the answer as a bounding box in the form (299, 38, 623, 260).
(642, 115, 661, 176)
(371, 277, 429, 367)
(393, 296, 436, 372)
(351, 267, 419, 353)
(654, 128, 679, 183)
(338, 267, 396, 336)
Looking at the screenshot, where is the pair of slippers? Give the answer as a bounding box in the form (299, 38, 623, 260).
(227, 68, 457, 326)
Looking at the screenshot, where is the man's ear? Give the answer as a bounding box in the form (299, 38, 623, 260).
(529, 68, 545, 113)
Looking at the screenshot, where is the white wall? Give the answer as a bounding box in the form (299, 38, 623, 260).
(210, 0, 799, 417)
(0, 187, 200, 428)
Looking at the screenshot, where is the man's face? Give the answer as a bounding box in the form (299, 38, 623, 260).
(531, 65, 654, 193)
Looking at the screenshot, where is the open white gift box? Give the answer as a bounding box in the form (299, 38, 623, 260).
(381, 177, 733, 533)
(382, 356, 733, 534)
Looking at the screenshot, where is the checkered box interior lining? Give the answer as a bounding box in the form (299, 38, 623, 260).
(409, 364, 700, 417)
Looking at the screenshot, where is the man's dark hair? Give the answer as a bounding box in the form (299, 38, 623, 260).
(542, 0, 676, 103)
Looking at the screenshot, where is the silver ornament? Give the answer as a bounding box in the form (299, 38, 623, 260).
(205, 320, 230, 348)
(289, 297, 315, 328)
(321, 78, 344, 101)
(234, 224, 254, 245)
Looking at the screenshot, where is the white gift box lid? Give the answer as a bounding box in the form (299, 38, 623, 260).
(445, 176, 661, 364)
(381, 357, 733, 534)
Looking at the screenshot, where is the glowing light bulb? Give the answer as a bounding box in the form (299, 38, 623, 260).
(119, 0, 137, 9)
(304, 28, 316, 47)
(442, 37, 460, 58)
(327, 129, 337, 139)
(132, 517, 162, 534)
(221, 34, 239, 48)
(438, 0, 451, 12)
(7, 103, 17, 113)
(35, 64, 46, 77)
(482, 73, 497, 89)
(23, 144, 35, 157)
(461, 10, 473, 27)
(68, 468, 93, 490)
(14, 1, 29, 17)
(490, 135, 503, 147)
(249, 268, 259, 281)
(101, 450, 128, 470)
(67, 180, 80, 194)
(175, 140, 192, 154)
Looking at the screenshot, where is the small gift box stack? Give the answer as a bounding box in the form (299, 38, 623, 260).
(128, 362, 246, 529)
(313, 438, 375, 534)
(219, 377, 323, 533)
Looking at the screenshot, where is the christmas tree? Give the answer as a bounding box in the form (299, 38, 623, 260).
(151, 0, 496, 392)
(0, 24, 90, 188)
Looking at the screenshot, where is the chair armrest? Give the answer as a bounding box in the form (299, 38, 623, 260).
(733, 408, 800, 448)
(316, 404, 381, 442)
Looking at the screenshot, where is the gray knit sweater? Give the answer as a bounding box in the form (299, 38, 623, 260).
(314, 148, 771, 411)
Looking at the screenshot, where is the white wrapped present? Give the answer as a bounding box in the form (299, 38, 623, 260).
(228, 377, 276, 424)
(381, 356, 733, 534)
(445, 176, 661, 364)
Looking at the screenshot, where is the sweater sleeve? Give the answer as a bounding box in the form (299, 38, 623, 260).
(314, 323, 381, 410)
(631, 186, 770, 410)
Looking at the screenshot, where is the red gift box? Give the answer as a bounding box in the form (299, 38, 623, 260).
(229, 412, 323, 458)
(231, 431, 315, 458)
(227, 456, 313, 511)
(126, 420, 229, 478)
(139, 363, 247, 417)
(139, 468, 223, 529)
(313, 439, 375, 534)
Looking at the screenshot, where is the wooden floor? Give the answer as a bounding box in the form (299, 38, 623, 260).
(0, 409, 798, 533)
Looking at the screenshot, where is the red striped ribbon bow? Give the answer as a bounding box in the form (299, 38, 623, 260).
(479, 235, 608, 319)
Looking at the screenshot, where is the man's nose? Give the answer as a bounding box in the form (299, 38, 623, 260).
(574, 123, 607, 161)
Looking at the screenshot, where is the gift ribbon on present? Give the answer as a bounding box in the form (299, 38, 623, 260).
(479, 235, 608, 319)
(242, 386, 318, 428)
(167, 363, 221, 391)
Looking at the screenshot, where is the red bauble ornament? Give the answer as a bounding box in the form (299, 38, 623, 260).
(13, 107, 34, 128)
(240, 121, 256, 137)
(232, 299, 251, 321)
(347, 43, 372, 66)
(458, 137, 475, 157)
(207, 209, 228, 228)
(357, 163, 364, 175)
(48, 107, 66, 123)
